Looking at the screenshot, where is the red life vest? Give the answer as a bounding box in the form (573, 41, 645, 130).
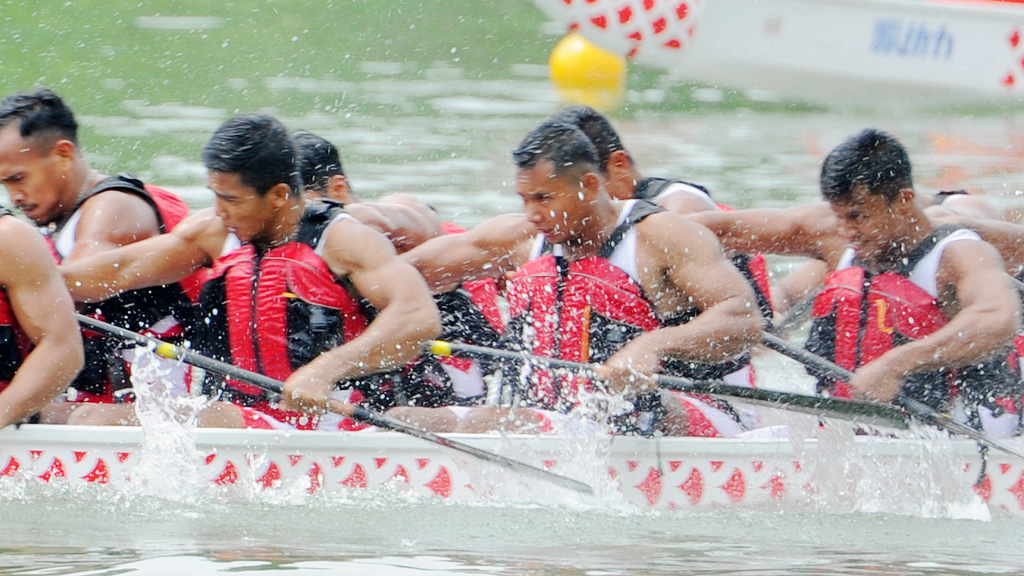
(138, 179, 210, 302)
(808, 264, 950, 399)
(503, 200, 747, 411)
(198, 201, 373, 410)
(0, 209, 32, 391)
(805, 226, 1020, 410)
(438, 221, 505, 334)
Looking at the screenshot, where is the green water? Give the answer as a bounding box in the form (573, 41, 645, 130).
(0, 0, 804, 211)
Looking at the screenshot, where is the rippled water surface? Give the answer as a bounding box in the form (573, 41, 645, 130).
(4, 1, 1024, 574)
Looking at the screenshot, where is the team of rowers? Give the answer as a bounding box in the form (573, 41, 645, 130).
(0, 87, 1021, 439)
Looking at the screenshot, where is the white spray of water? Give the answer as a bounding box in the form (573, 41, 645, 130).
(122, 346, 209, 501)
(804, 419, 991, 521)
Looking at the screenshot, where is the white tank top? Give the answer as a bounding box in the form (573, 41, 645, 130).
(528, 199, 641, 281)
(836, 228, 981, 298)
(49, 208, 85, 260)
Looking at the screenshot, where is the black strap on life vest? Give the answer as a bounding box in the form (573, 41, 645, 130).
(891, 224, 962, 277)
(295, 198, 346, 247)
(633, 177, 711, 202)
(597, 200, 665, 259)
(78, 173, 169, 233)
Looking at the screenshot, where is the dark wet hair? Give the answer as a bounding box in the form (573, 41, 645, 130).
(294, 131, 345, 194)
(0, 88, 79, 149)
(550, 105, 627, 174)
(202, 113, 300, 197)
(820, 129, 912, 203)
(512, 120, 599, 180)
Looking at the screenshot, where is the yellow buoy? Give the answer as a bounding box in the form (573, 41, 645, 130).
(549, 32, 627, 111)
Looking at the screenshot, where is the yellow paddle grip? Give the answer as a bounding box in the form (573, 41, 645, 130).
(430, 340, 452, 356)
(154, 342, 179, 360)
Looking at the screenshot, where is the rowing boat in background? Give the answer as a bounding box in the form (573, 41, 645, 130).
(2, 423, 1023, 517)
(531, 0, 1024, 109)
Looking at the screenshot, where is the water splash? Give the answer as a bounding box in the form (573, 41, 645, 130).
(123, 346, 208, 501)
(804, 419, 991, 521)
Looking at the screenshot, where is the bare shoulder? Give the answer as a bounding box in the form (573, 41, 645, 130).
(936, 236, 1011, 306)
(0, 215, 59, 283)
(320, 215, 399, 277)
(939, 235, 1007, 278)
(466, 213, 534, 246)
(378, 193, 437, 214)
(656, 187, 719, 215)
(346, 200, 444, 252)
(637, 210, 721, 253)
(76, 189, 161, 243)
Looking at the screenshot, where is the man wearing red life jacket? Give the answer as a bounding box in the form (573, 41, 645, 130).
(294, 131, 504, 406)
(391, 121, 761, 436)
(693, 129, 1022, 436)
(60, 114, 441, 429)
(0, 88, 195, 420)
(550, 105, 775, 343)
(0, 207, 83, 428)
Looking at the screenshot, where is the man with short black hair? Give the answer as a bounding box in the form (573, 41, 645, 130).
(694, 129, 1022, 436)
(61, 114, 441, 428)
(0, 88, 193, 417)
(393, 120, 761, 436)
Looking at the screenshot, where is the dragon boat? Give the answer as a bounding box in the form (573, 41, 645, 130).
(531, 0, 1024, 108)
(2, 423, 1023, 517)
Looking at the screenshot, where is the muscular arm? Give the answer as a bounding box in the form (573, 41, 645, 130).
(66, 192, 162, 261)
(603, 215, 761, 387)
(402, 213, 535, 293)
(0, 218, 83, 428)
(61, 208, 226, 303)
(934, 215, 1024, 277)
(346, 201, 444, 254)
(279, 218, 442, 412)
(851, 240, 1021, 401)
(689, 202, 847, 266)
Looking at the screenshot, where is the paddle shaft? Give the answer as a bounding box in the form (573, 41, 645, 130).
(429, 340, 912, 429)
(760, 331, 1024, 460)
(75, 314, 595, 495)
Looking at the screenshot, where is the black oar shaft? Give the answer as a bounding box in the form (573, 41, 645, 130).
(430, 340, 911, 428)
(761, 332, 854, 380)
(760, 331, 1024, 460)
(78, 313, 286, 395)
(76, 314, 594, 495)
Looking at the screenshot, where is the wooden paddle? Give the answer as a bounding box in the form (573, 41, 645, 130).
(429, 340, 913, 429)
(760, 331, 1024, 460)
(75, 314, 595, 495)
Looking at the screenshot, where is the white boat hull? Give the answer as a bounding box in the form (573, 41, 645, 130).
(533, 0, 1024, 107)
(3, 424, 1023, 516)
